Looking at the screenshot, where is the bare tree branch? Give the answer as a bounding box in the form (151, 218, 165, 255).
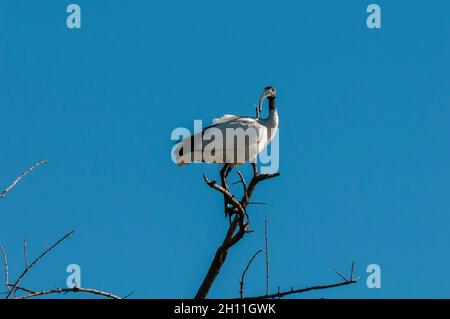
(0, 245, 9, 292)
(5, 285, 35, 294)
(1, 286, 33, 296)
(245, 279, 357, 299)
(1, 161, 123, 300)
(195, 168, 280, 299)
(122, 291, 135, 299)
(1, 232, 123, 299)
(236, 171, 248, 205)
(6, 230, 74, 298)
(239, 250, 263, 299)
(202, 174, 246, 219)
(0, 160, 48, 199)
(333, 268, 348, 282)
(350, 261, 355, 281)
(196, 163, 358, 300)
(14, 287, 121, 300)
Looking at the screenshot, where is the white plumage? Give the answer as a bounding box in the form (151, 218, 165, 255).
(172, 87, 278, 167)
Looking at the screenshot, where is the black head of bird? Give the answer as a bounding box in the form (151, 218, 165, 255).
(259, 86, 277, 113)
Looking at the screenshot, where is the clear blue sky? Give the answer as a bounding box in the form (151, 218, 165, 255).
(1, 0, 450, 298)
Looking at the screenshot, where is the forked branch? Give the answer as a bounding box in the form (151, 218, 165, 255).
(0, 246, 9, 292)
(245, 263, 357, 299)
(239, 250, 263, 299)
(1, 161, 125, 299)
(195, 166, 279, 299)
(246, 280, 357, 299)
(196, 163, 357, 299)
(5, 230, 74, 298)
(13, 287, 121, 300)
(1, 231, 122, 299)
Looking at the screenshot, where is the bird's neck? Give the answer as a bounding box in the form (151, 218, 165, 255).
(268, 97, 276, 111)
(264, 97, 278, 129)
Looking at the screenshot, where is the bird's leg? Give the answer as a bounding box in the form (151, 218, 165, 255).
(220, 164, 234, 219)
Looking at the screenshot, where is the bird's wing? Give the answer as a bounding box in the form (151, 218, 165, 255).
(212, 117, 266, 150)
(173, 116, 265, 165)
(212, 114, 241, 124)
(172, 130, 205, 165)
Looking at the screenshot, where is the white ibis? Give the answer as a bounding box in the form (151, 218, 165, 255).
(172, 86, 279, 216)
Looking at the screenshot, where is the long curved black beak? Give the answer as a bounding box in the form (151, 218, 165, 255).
(258, 90, 270, 114)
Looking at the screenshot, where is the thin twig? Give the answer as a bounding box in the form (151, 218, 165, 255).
(0, 160, 48, 199)
(244, 279, 357, 299)
(15, 287, 121, 300)
(122, 291, 135, 299)
(8, 285, 35, 294)
(6, 230, 74, 298)
(333, 268, 348, 282)
(350, 261, 355, 281)
(23, 239, 29, 269)
(0, 285, 37, 296)
(239, 250, 263, 299)
(246, 173, 280, 204)
(264, 216, 269, 296)
(198, 164, 356, 300)
(236, 171, 248, 205)
(0, 245, 9, 291)
(248, 263, 358, 299)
